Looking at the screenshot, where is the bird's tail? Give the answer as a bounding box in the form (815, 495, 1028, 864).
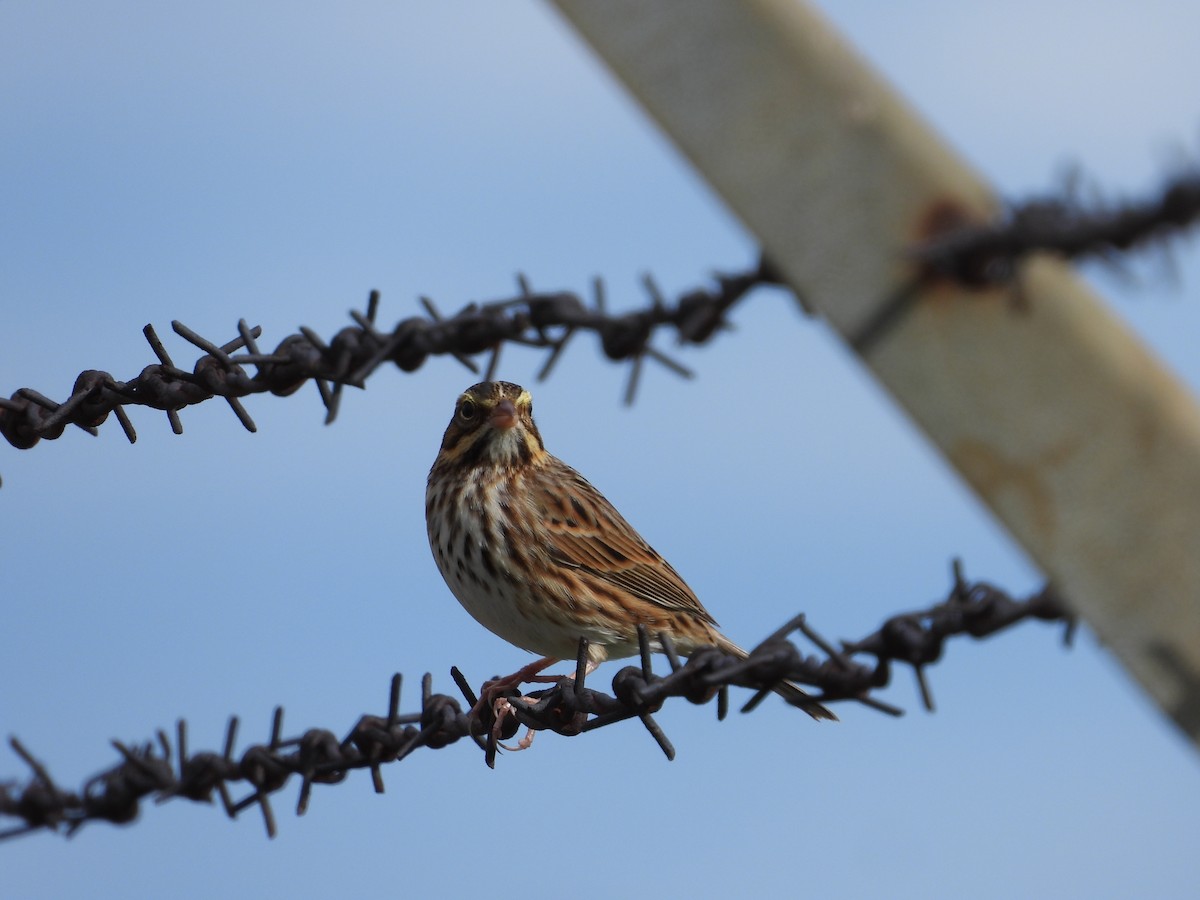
(770, 678, 837, 721)
(717, 635, 837, 722)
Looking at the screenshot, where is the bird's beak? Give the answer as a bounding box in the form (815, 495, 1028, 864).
(489, 398, 517, 430)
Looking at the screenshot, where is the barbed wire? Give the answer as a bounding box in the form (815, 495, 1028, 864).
(849, 167, 1200, 351)
(0, 559, 1072, 843)
(4, 166, 1186, 842)
(0, 258, 788, 464)
(5, 167, 1198, 470)
(912, 167, 1200, 287)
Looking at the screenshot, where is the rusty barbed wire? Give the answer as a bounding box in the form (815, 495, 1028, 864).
(0, 560, 1072, 842)
(5, 166, 1199, 464)
(911, 168, 1200, 287)
(846, 166, 1200, 352)
(0, 258, 787, 462)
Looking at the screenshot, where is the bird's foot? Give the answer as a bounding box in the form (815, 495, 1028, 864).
(492, 697, 539, 752)
(470, 655, 562, 721)
(473, 656, 601, 752)
(471, 655, 565, 751)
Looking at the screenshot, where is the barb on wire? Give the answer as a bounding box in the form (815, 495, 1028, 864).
(1, 559, 1073, 842)
(0, 257, 786, 464)
(911, 168, 1200, 288)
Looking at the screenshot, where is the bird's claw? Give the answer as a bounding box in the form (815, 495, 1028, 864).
(491, 696, 537, 752)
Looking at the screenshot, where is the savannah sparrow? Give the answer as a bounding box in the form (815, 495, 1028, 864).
(426, 381, 833, 722)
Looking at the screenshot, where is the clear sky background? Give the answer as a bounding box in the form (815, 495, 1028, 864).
(3, 2, 1199, 897)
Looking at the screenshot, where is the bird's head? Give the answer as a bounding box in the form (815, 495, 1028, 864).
(434, 381, 545, 470)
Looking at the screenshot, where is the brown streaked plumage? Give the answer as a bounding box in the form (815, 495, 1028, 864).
(426, 380, 833, 721)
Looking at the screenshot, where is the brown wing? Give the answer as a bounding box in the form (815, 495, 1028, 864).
(529, 458, 718, 626)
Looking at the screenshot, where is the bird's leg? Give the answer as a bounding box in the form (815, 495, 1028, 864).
(474, 654, 563, 748)
(495, 657, 603, 752)
(485, 659, 554, 753)
(480, 656, 603, 753)
(472, 655, 560, 720)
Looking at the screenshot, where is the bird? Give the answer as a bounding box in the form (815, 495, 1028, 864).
(425, 380, 835, 729)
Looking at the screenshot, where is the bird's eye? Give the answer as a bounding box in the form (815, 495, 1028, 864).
(458, 400, 477, 421)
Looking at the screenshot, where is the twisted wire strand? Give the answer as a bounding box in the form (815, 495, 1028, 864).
(852, 167, 1200, 352)
(4, 166, 1198, 462)
(0, 258, 787, 462)
(912, 168, 1200, 286)
(0, 560, 1072, 842)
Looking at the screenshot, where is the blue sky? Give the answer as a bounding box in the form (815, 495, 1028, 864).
(3, 2, 1199, 897)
